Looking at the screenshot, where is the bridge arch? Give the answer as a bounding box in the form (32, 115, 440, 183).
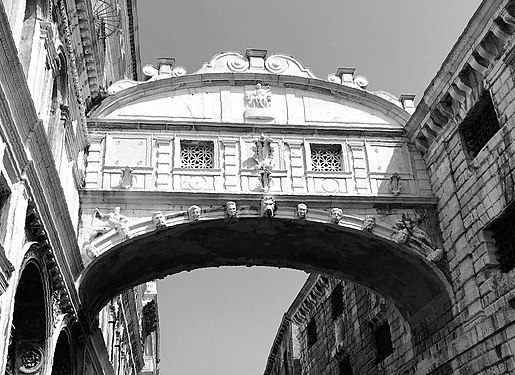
(78, 204, 452, 331)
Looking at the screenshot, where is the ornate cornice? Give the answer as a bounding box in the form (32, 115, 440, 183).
(406, 0, 514, 154)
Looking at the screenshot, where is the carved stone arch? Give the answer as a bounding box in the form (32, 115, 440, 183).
(49, 326, 74, 375)
(6, 256, 52, 375)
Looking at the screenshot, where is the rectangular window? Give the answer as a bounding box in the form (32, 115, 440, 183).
(331, 284, 344, 321)
(488, 204, 515, 273)
(307, 319, 317, 348)
(459, 91, 500, 159)
(310, 144, 342, 171)
(180, 140, 214, 169)
(338, 356, 353, 375)
(373, 322, 393, 362)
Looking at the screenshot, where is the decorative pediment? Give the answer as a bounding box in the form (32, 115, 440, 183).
(193, 48, 317, 78)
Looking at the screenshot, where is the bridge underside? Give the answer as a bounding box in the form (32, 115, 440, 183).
(79, 218, 451, 327)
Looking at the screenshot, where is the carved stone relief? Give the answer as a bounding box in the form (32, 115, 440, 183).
(244, 84, 274, 120)
(188, 205, 201, 222)
(260, 196, 277, 217)
(330, 208, 343, 224)
(252, 134, 275, 191)
(152, 212, 166, 229)
(297, 203, 308, 219)
(361, 215, 376, 232)
(387, 173, 402, 195)
(225, 201, 237, 219)
(116, 167, 134, 189)
(90, 207, 131, 241)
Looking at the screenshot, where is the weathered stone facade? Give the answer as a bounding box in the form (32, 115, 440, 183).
(1, 0, 515, 374)
(264, 276, 412, 375)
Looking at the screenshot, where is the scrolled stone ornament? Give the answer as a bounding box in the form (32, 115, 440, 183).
(261, 196, 277, 217)
(330, 208, 343, 224)
(225, 201, 237, 219)
(83, 242, 98, 260)
(361, 215, 376, 232)
(188, 205, 202, 222)
(152, 211, 166, 229)
(297, 203, 308, 219)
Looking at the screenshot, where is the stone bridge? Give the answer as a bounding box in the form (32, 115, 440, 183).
(78, 49, 452, 337)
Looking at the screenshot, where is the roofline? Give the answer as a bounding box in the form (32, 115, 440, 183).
(89, 73, 411, 125)
(405, 0, 504, 139)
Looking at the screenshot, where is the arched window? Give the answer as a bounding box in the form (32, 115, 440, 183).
(6, 262, 47, 375)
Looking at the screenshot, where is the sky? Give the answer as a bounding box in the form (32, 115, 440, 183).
(136, 1, 482, 374)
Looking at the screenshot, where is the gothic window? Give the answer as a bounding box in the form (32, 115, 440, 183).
(338, 356, 353, 375)
(373, 322, 393, 362)
(488, 204, 515, 272)
(459, 91, 500, 159)
(307, 318, 317, 348)
(180, 140, 214, 169)
(310, 144, 343, 171)
(331, 284, 344, 321)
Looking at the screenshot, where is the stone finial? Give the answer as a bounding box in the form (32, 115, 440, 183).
(297, 203, 308, 219)
(330, 208, 343, 224)
(361, 215, 376, 232)
(399, 94, 416, 115)
(336, 67, 356, 84)
(188, 205, 201, 222)
(157, 57, 175, 75)
(225, 201, 237, 219)
(152, 211, 166, 229)
(260, 196, 277, 217)
(245, 48, 268, 70)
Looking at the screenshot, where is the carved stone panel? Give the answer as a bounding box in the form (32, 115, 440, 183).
(105, 134, 152, 167)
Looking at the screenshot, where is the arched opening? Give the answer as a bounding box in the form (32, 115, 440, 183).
(79, 218, 452, 336)
(51, 331, 72, 375)
(5, 262, 47, 375)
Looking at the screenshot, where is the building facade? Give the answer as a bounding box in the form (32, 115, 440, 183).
(0, 0, 158, 374)
(0, 0, 515, 374)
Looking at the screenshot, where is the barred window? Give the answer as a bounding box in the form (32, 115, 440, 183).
(331, 284, 344, 321)
(459, 92, 500, 159)
(307, 319, 317, 348)
(488, 204, 515, 273)
(180, 140, 214, 169)
(338, 356, 353, 375)
(373, 322, 393, 362)
(311, 144, 342, 171)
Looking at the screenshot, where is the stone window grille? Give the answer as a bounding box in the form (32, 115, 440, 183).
(180, 140, 214, 169)
(310, 144, 343, 171)
(338, 356, 353, 375)
(373, 322, 393, 362)
(331, 284, 344, 321)
(307, 319, 317, 348)
(459, 92, 500, 159)
(487, 204, 515, 273)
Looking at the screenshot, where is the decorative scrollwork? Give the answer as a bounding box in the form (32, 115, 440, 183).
(265, 56, 288, 74)
(227, 56, 249, 72)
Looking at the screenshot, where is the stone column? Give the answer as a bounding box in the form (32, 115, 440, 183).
(84, 134, 105, 189)
(348, 141, 370, 194)
(221, 139, 239, 191)
(155, 137, 173, 189)
(288, 141, 306, 193)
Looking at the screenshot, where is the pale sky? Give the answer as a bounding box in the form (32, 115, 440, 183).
(137, 1, 482, 374)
